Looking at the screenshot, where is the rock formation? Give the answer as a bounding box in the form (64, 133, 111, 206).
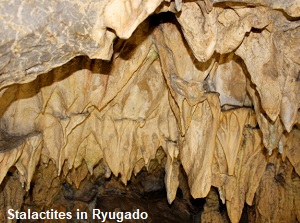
(0, 0, 299, 222)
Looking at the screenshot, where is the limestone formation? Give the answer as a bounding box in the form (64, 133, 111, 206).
(0, 0, 300, 222)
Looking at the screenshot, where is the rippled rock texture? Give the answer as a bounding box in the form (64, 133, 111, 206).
(0, 0, 300, 222)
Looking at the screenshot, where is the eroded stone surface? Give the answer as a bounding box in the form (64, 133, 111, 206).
(0, 1, 300, 222)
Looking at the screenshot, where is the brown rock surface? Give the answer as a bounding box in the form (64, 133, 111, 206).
(0, 0, 300, 222)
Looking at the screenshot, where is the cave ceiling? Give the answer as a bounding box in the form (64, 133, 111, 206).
(0, 0, 300, 222)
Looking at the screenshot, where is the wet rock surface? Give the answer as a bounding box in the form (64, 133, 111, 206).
(0, 1, 300, 222)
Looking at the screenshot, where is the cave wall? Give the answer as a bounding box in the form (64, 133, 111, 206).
(0, 0, 300, 222)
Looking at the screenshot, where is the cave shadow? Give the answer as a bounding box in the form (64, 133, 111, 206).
(153, 11, 219, 75)
(0, 166, 21, 193)
(0, 56, 113, 119)
(0, 11, 215, 123)
(88, 160, 208, 223)
(0, 11, 167, 121)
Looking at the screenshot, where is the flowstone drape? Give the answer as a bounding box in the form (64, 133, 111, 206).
(0, 0, 300, 222)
